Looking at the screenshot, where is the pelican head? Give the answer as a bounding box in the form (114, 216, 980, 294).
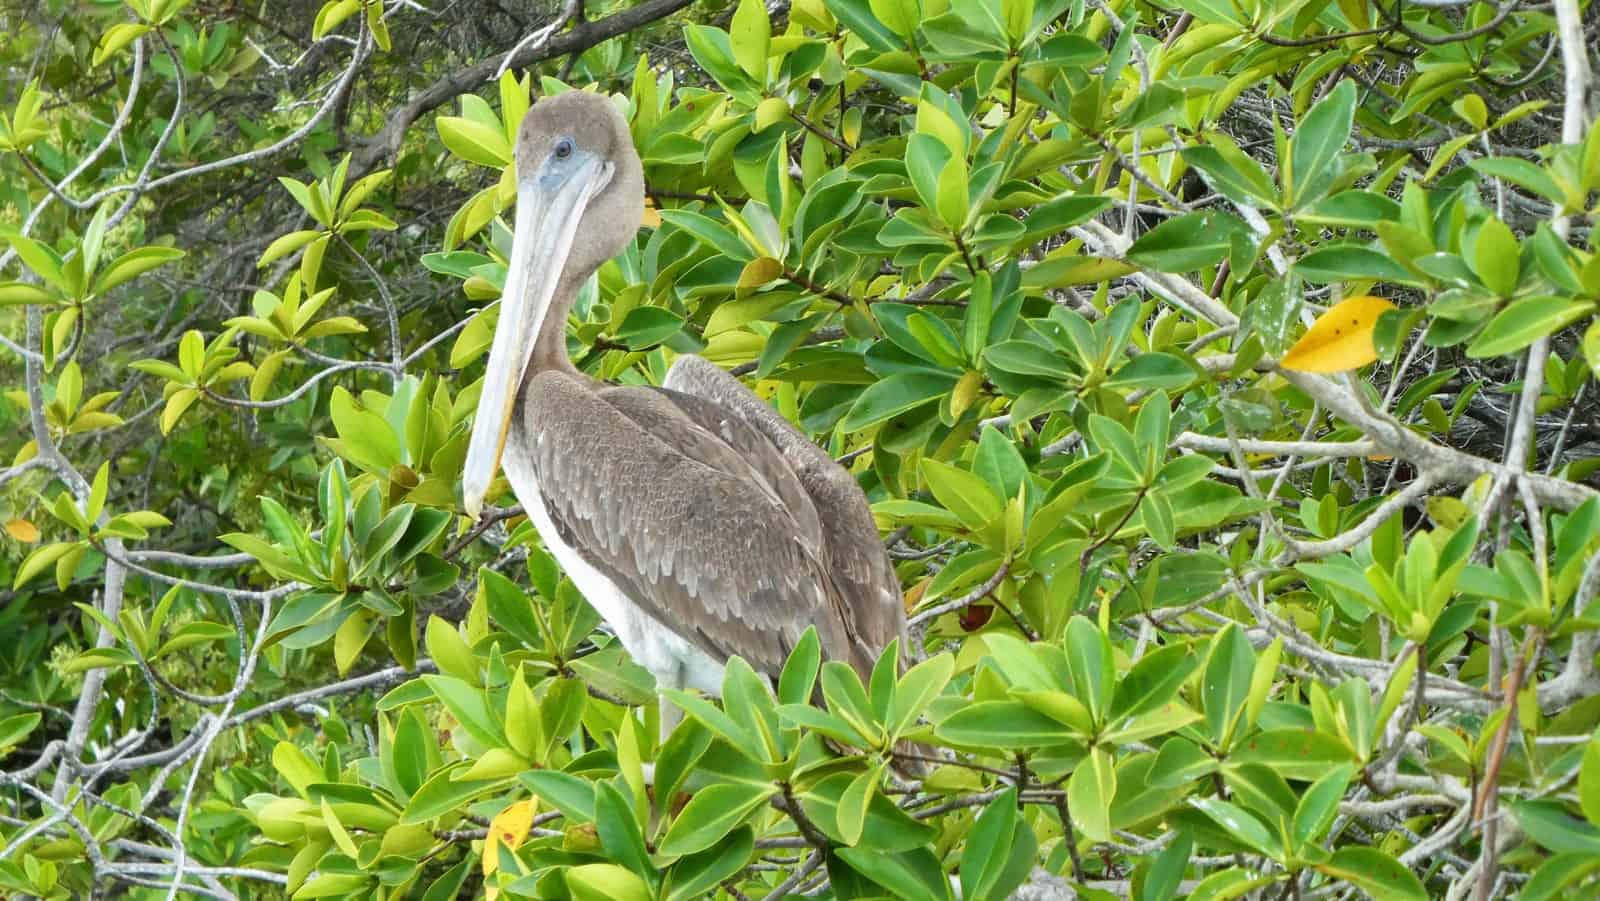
(462, 90, 644, 520)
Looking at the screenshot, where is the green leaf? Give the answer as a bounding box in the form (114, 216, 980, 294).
(663, 689, 760, 751)
(820, 659, 879, 736)
(92, 246, 185, 296)
(835, 846, 954, 901)
(664, 828, 755, 901)
(1064, 616, 1114, 722)
(1468, 157, 1566, 207)
(823, 0, 905, 51)
(1104, 353, 1196, 391)
(450, 307, 495, 368)
(1580, 729, 1600, 827)
(1513, 800, 1600, 854)
(1287, 81, 1356, 208)
(153, 621, 234, 659)
(0, 281, 54, 306)
(328, 387, 401, 474)
(888, 652, 954, 735)
(658, 783, 776, 856)
(935, 152, 970, 231)
(59, 646, 136, 675)
(1126, 212, 1235, 273)
(922, 8, 1012, 57)
(425, 614, 478, 682)
(422, 675, 505, 747)
(594, 782, 655, 886)
(1183, 144, 1277, 208)
(1470, 216, 1519, 296)
(519, 770, 597, 824)
(93, 22, 152, 66)
(313, 0, 361, 38)
(1203, 624, 1254, 748)
(777, 703, 870, 745)
(272, 741, 323, 798)
(658, 210, 753, 261)
(1112, 642, 1198, 722)
(868, 0, 918, 39)
(1521, 853, 1600, 901)
(13, 542, 78, 589)
(778, 626, 821, 707)
(1188, 797, 1281, 859)
(921, 459, 1003, 532)
(1067, 747, 1116, 842)
(682, 25, 760, 99)
(840, 372, 957, 431)
(960, 786, 1037, 901)
(0, 712, 42, 752)
(1087, 414, 1141, 476)
(565, 864, 652, 901)
(1142, 830, 1193, 901)
(729, 0, 771, 81)
(836, 764, 881, 845)
(801, 772, 937, 851)
(905, 134, 953, 219)
(1, 231, 66, 288)
(1466, 296, 1591, 359)
(1018, 196, 1114, 244)
(1297, 246, 1418, 285)
(479, 568, 543, 649)
(129, 358, 189, 383)
(1314, 847, 1426, 901)
(615, 306, 686, 349)
(1292, 763, 1352, 847)
(1300, 191, 1401, 229)
(399, 765, 507, 824)
(936, 700, 1077, 746)
(1229, 728, 1359, 780)
(984, 340, 1069, 377)
(436, 116, 512, 168)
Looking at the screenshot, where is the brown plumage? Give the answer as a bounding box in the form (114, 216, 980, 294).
(461, 90, 910, 746)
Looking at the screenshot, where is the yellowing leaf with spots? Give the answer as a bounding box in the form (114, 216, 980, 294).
(641, 197, 661, 230)
(903, 576, 930, 613)
(483, 799, 537, 900)
(4, 519, 39, 543)
(1279, 295, 1396, 373)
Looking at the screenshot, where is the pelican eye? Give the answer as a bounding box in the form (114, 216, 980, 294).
(553, 137, 575, 160)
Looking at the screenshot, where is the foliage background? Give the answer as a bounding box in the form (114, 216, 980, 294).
(2, 0, 1599, 897)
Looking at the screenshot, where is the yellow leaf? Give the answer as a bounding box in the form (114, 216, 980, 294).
(754, 96, 790, 131)
(1426, 496, 1471, 530)
(903, 576, 930, 613)
(736, 257, 784, 298)
(5, 518, 40, 543)
(12, 440, 38, 467)
(1278, 295, 1396, 373)
(948, 369, 984, 420)
(483, 799, 538, 900)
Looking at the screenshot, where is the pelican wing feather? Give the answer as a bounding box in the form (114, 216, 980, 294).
(515, 368, 859, 678)
(663, 355, 908, 675)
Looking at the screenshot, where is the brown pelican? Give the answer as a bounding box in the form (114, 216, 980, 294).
(461, 91, 907, 743)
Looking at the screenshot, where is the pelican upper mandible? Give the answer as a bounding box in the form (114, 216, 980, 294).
(460, 90, 908, 743)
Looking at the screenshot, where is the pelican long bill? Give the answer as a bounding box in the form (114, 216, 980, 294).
(462, 154, 613, 520)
